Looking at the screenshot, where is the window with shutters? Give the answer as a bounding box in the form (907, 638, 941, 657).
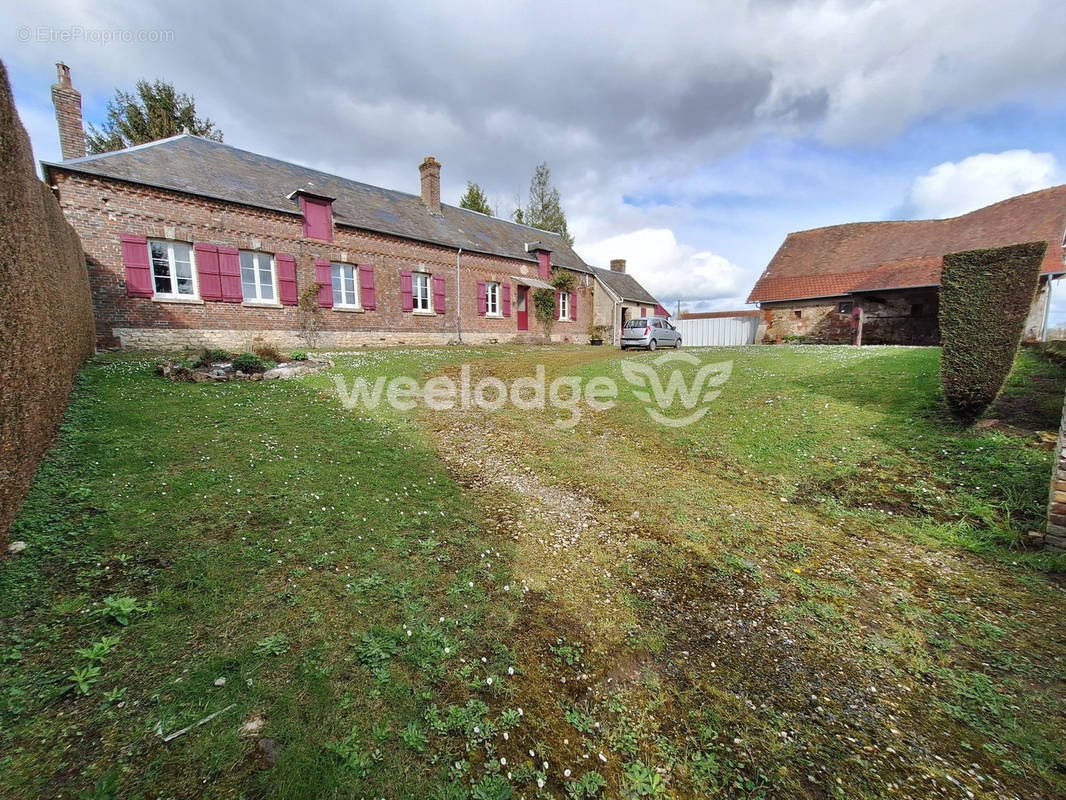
(240, 250, 276, 303)
(485, 281, 500, 316)
(149, 240, 197, 299)
(331, 262, 360, 308)
(558, 291, 570, 320)
(412, 272, 431, 312)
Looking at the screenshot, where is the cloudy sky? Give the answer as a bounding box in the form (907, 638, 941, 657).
(4, 0, 1066, 321)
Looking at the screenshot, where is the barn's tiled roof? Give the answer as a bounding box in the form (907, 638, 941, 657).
(42, 134, 589, 271)
(589, 265, 661, 305)
(747, 185, 1066, 303)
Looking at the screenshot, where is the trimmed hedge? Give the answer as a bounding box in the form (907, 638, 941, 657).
(0, 59, 95, 542)
(939, 241, 1047, 422)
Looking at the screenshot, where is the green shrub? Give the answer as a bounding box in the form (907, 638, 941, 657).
(939, 242, 1046, 422)
(289, 350, 309, 361)
(192, 348, 232, 368)
(231, 352, 267, 374)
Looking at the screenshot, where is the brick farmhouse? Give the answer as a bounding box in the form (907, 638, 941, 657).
(45, 65, 664, 351)
(747, 186, 1066, 345)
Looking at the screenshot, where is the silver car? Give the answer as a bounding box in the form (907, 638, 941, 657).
(620, 317, 681, 350)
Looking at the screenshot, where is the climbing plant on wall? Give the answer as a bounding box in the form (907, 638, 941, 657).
(532, 270, 576, 341)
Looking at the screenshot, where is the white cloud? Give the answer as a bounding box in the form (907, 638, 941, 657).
(580, 228, 746, 308)
(906, 150, 1061, 219)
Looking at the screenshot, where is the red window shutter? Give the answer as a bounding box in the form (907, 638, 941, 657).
(120, 234, 152, 297)
(433, 274, 446, 314)
(476, 280, 487, 316)
(555, 290, 562, 321)
(300, 196, 334, 241)
(218, 246, 243, 302)
(400, 270, 413, 312)
(276, 253, 298, 305)
(359, 264, 376, 309)
(537, 250, 551, 280)
(640, 306, 647, 317)
(570, 291, 577, 322)
(313, 259, 333, 307)
(194, 243, 221, 301)
(501, 283, 511, 317)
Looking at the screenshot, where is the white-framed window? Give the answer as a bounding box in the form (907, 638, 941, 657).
(558, 291, 570, 320)
(486, 281, 500, 316)
(331, 262, 360, 308)
(149, 240, 197, 299)
(413, 272, 431, 312)
(240, 250, 276, 303)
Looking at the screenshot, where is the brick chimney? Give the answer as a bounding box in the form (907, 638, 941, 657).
(419, 156, 441, 214)
(610, 259, 626, 273)
(51, 63, 86, 161)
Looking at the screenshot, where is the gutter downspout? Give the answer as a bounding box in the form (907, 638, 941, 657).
(1041, 275, 1054, 342)
(455, 248, 463, 344)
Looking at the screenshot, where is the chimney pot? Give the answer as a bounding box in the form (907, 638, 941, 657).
(610, 259, 626, 273)
(419, 156, 442, 215)
(52, 63, 85, 160)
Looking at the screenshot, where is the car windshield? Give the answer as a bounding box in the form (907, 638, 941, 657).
(624, 319, 647, 328)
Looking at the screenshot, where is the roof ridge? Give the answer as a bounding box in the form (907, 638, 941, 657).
(785, 182, 1066, 237)
(47, 132, 190, 166)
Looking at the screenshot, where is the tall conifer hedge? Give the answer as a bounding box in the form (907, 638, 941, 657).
(939, 241, 1047, 422)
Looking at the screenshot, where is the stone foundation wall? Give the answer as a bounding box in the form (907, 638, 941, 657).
(1046, 388, 1066, 551)
(113, 327, 574, 350)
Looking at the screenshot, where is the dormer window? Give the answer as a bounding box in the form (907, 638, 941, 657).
(293, 191, 334, 241)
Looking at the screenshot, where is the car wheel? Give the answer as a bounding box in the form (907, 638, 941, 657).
(648, 339, 657, 351)
(620, 346, 627, 351)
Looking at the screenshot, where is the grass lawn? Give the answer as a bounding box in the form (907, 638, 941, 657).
(2, 344, 1065, 799)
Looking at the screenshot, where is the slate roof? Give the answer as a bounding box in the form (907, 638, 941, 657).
(42, 134, 589, 271)
(747, 185, 1066, 303)
(590, 265, 661, 305)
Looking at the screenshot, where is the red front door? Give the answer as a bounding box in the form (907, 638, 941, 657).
(517, 286, 528, 331)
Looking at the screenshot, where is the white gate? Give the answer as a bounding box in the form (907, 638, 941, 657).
(675, 316, 758, 346)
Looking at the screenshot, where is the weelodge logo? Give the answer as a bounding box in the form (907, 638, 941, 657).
(620, 352, 732, 427)
(333, 355, 732, 429)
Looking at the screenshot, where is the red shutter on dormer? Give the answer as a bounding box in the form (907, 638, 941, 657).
(502, 283, 511, 316)
(120, 234, 152, 297)
(359, 264, 376, 309)
(194, 243, 222, 301)
(476, 280, 487, 316)
(218, 246, 243, 302)
(570, 291, 577, 322)
(555, 290, 562, 321)
(314, 259, 333, 307)
(536, 250, 551, 280)
(276, 253, 298, 305)
(433, 274, 446, 314)
(300, 196, 333, 241)
(400, 270, 413, 312)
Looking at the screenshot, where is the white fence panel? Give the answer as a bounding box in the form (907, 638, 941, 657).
(675, 316, 758, 346)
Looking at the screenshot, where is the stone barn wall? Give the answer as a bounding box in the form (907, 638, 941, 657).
(0, 60, 95, 543)
(759, 297, 853, 344)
